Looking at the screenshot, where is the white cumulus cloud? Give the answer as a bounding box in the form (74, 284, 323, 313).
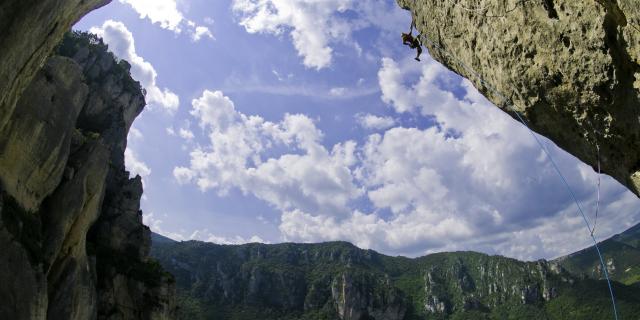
(119, 0, 184, 31)
(172, 58, 640, 260)
(179, 128, 195, 140)
(174, 89, 362, 215)
(125, 148, 151, 178)
(231, 0, 404, 69)
(128, 126, 143, 141)
(118, 0, 214, 41)
(191, 26, 214, 41)
(277, 56, 639, 259)
(356, 113, 396, 130)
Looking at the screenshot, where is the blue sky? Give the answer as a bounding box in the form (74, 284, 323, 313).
(75, 0, 640, 260)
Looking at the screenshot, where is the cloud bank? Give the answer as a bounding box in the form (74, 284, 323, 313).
(119, 0, 213, 41)
(172, 55, 640, 260)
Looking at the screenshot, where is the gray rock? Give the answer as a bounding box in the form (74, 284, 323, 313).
(44, 138, 110, 320)
(0, 189, 48, 320)
(0, 30, 175, 320)
(397, 0, 640, 196)
(0, 56, 88, 211)
(0, 0, 110, 131)
(91, 175, 149, 260)
(96, 272, 176, 320)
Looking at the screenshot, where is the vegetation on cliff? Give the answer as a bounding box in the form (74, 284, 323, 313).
(152, 224, 640, 319)
(555, 223, 640, 286)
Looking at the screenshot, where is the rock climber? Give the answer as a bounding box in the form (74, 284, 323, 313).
(402, 19, 422, 61)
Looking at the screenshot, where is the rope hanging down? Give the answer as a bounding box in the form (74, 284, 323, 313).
(414, 32, 619, 320)
(591, 141, 601, 237)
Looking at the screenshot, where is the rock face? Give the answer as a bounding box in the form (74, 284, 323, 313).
(0, 56, 89, 211)
(396, 0, 640, 196)
(151, 239, 640, 319)
(331, 273, 406, 320)
(420, 257, 563, 317)
(0, 0, 111, 131)
(0, 32, 175, 320)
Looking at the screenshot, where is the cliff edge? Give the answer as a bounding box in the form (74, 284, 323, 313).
(397, 0, 640, 196)
(0, 31, 175, 320)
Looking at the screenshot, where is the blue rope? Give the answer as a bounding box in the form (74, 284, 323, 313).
(417, 33, 619, 319)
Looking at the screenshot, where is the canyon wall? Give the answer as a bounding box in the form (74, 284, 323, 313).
(0, 31, 175, 320)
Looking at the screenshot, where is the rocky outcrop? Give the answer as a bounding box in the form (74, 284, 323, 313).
(331, 273, 406, 320)
(0, 0, 110, 131)
(0, 32, 175, 320)
(397, 0, 640, 196)
(420, 256, 565, 317)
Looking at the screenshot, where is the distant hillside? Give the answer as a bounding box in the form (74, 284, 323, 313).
(151, 232, 177, 245)
(151, 233, 640, 319)
(554, 222, 640, 286)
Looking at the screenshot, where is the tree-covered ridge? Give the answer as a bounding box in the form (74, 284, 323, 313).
(555, 222, 640, 286)
(151, 228, 640, 319)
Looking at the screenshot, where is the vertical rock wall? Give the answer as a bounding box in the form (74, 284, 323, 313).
(397, 0, 640, 196)
(0, 32, 175, 320)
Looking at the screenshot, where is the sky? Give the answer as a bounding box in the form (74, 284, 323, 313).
(74, 0, 640, 261)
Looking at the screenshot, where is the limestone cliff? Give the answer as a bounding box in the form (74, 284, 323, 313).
(0, 32, 175, 320)
(396, 0, 640, 196)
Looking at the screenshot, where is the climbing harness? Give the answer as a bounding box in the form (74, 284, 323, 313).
(416, 32, 619, 320)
